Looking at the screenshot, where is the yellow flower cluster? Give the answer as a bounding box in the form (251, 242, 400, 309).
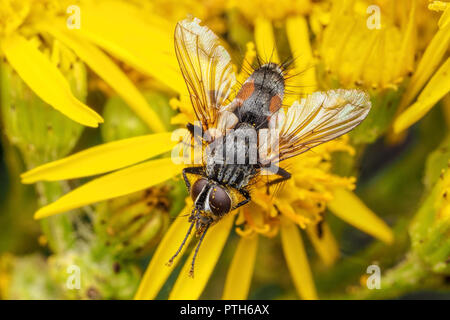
(230, 0, 311, 21)
(4, 0, 449, 301)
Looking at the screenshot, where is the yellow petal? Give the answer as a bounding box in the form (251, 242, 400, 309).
(280, 217, 318, 300)
(394, 57, 450, 133)
(169, 213, 234, 299)
(399, 19, 450, 112)
(222, 234, 258, 300)
(429, 1, 450, 26)
(134, 207, 194, 300)
(286, 15, 317, 95)
(328, 188, 394, 244)
(394, 0, 416, 80)
(75, 1, 184, 93)
(1, 34, 103, 127)
(438, 4, 450, 29)
(306, 222, 340, 267)
(34, 158, 181, 219)
(22, 132, 176, 183)
(43, 26, 166, 132)
(254, 17, 279, 63)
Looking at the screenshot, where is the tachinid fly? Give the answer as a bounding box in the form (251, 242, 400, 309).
(168, 17, 372, 277)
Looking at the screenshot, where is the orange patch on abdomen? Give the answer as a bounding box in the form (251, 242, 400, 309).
(269, 94, 282, 113)
(236, 80, 255, 102)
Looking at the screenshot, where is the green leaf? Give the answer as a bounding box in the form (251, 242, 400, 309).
(424, 133, 450, 190)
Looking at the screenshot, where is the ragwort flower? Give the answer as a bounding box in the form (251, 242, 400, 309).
(21, 15, 392, 300)
(393, 1, 450, 134)
(0, 0, 180, 131)
(307, 0, 450, 138)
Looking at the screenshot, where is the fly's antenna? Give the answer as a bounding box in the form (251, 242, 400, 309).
(189, 223, 211, 278)
(166, 218, 195, 267)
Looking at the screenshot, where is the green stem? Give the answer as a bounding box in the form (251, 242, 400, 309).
(341, 253, 445, 299)
(36, 181, 76, 253)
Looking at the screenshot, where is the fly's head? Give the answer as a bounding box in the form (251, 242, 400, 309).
(189, 178, 232, 235)
(167, 175, 237, 277)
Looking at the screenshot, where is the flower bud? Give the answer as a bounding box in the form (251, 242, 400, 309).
(95, 179, 186, 258)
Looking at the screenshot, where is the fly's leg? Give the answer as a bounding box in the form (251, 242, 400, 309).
(233, 189, 251, 210)
(187, 122, 204, 146)
(266, 166, 292, 186)
(182, 166, 204, 191)
(186, 122, 203, 136)
(263, 166, 291, 194)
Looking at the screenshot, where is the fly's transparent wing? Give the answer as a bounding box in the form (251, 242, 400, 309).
(263, 89, 371, 163)
(175, 17, 236, 131)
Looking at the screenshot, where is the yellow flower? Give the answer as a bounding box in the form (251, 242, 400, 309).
(317, 0, 450, 134)
(393, 1, 450, 133)
(318, 0, 418, 90)
(309, 0, 450, 142)
(21, 11, 392, 300)
(229, 0, 312, 22)
(0, 0, 181, 131)
(134, 0, 228, 34)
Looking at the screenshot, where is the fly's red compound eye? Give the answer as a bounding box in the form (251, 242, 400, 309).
(209, 185, 231, 216)
(191, 178, 208, 202)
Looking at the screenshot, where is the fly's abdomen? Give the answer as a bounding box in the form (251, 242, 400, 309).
(233, 63, 285, 128)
